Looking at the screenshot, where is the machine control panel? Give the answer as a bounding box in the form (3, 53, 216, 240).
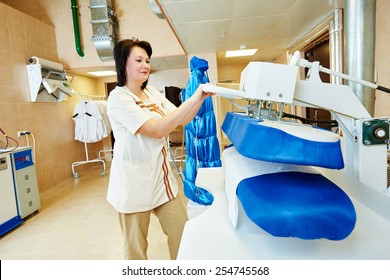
(12, 149, 33, 170)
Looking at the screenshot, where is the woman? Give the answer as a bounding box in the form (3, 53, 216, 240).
(106, 38, 214, 260)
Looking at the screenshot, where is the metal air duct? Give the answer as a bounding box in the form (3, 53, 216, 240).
(89, 0, 118, 61)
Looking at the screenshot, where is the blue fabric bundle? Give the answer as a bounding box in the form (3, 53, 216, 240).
(222, 112, 344, 169)
(221, 112, 355, 240)
(182, 56, 222, 205)
(236, 172, 356, 240)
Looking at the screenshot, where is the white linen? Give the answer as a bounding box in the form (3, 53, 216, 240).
(73, 100, 111, 143)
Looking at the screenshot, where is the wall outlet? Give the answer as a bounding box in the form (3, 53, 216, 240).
(17, 131, 28, 137)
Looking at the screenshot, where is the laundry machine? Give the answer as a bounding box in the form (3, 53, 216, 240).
(0, 150, 23, 236)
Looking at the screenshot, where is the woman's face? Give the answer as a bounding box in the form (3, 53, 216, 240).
(125, 46, 151, 85)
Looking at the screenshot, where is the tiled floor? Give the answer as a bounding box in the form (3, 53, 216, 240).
(0, 161, 187, 260)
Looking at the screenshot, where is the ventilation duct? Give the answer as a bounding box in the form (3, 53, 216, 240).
(89, 0, 118, 61)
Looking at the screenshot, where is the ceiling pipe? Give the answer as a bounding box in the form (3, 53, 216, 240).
(329, 8, 343, 85)
(71, 0, 84, 57)
(344, 0, 376, 115)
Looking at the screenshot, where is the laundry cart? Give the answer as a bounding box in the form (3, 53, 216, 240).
(11, 147, 41, 219)
(0, 150, 23, 236)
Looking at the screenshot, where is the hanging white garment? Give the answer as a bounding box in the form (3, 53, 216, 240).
(96, 100, 112, 137)
(73, 100, 110, 143)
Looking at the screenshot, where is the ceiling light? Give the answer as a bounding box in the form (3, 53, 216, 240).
(87, 70, 117, 77)
(225, 47, 257, 57)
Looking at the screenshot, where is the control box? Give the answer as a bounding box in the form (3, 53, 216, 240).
(11, 147, 40, 219)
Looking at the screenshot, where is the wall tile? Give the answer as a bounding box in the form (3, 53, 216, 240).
(0, 85, 18, 103)
(10, 37, 27, 56)
(0, 50, 13, 67)
(0, 5, 9, 35)
(0, 33, 11, 52)
(0, 2, 105, 194)
(24, 21, 40, 45)
(26, 41, 43, 58)
(0, 66, 15, 87)
(9, 21, 25, 41)
(18, 103, 35, 120)
(1, 103, 19, 121)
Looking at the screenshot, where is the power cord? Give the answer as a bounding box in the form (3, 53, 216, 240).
(30, 132, 36, 161)
(0, 127, 19, 151)
(19, 131, 36, 161)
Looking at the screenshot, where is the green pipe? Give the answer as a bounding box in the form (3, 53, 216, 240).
(71, 0, 84, 57)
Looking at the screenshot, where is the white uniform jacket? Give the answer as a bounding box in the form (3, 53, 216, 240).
(106, 85, 179, 213)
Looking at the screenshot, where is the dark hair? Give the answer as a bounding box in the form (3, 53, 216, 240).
(113, 38, 153, 89)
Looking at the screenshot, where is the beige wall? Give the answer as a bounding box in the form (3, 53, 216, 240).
(375, 0, 390, 118)
(0, 2, 105, 192)
(148, 69, 190, 92)
(218, 63, 246, 83)
(0, 0, 184, 71)
(0, 0, 189, 193)
(95, 69, 190, 96)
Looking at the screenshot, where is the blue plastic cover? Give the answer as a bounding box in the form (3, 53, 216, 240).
(237, 172, 356, 240)
(222, 112, 344, 169)
(182, 56, 222, 205)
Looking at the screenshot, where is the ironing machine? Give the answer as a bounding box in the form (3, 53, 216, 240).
(204, 52, 389, 193)
(177, 52, 390, 260)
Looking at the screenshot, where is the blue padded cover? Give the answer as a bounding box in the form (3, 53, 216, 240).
(182, 56, 222, 205)
(221, 112, 344, 169)
(236, 172, 356, 240)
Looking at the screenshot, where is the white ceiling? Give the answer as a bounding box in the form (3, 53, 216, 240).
(153, 0, 344, 70)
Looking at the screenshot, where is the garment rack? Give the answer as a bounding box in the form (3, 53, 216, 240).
(71, 93, 111, 179)
(167, 130, 186, 183)
(164, 86, 186, 183)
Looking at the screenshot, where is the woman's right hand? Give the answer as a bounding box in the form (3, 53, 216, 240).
(192, 83, 215, 103)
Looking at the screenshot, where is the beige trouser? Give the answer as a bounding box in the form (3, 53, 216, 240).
(118, 197, 188, 260)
